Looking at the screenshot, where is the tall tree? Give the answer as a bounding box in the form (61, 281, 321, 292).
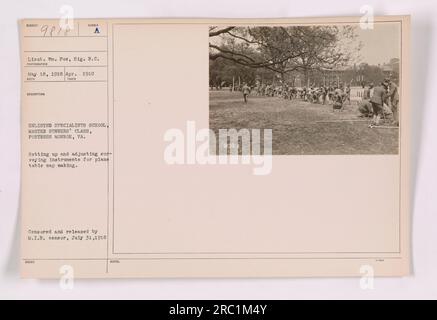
(209, 26, 360, 85)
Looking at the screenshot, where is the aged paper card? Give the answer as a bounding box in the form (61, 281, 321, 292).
(20, 16, 410, 278)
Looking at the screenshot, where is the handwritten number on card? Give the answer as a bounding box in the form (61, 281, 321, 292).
(40, 24, 71, 37)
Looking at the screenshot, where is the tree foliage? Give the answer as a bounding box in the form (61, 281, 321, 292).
(209, 25, 360, 78)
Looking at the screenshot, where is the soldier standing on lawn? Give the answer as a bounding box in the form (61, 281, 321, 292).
(242, 83, 251, 104)
(370, 81, 389, 126)
(386, 78, 400, 126)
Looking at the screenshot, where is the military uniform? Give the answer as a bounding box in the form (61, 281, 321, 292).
(358, 100, 373, 117)
(389, 83, 400, 126)
(242, 85, 250, 103)
(370, 85, 388, 125)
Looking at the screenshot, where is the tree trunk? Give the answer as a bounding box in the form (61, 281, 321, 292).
(304, 68, 309, 87)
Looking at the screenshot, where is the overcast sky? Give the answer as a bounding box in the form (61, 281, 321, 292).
(210, 22, 401, 66)
(354, 22, 401, 65)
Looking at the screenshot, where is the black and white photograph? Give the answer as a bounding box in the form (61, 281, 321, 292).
(209, 22, 401, 155)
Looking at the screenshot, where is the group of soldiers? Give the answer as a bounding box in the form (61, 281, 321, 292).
(242, 82, 352, 108)
(240, 78, 399, 127)
(357, 79, 399, 127)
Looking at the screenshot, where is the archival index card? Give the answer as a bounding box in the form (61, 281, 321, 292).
(20, 16, 410, 278)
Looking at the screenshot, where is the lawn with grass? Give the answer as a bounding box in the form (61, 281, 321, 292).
(209, 90, 399, 155)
